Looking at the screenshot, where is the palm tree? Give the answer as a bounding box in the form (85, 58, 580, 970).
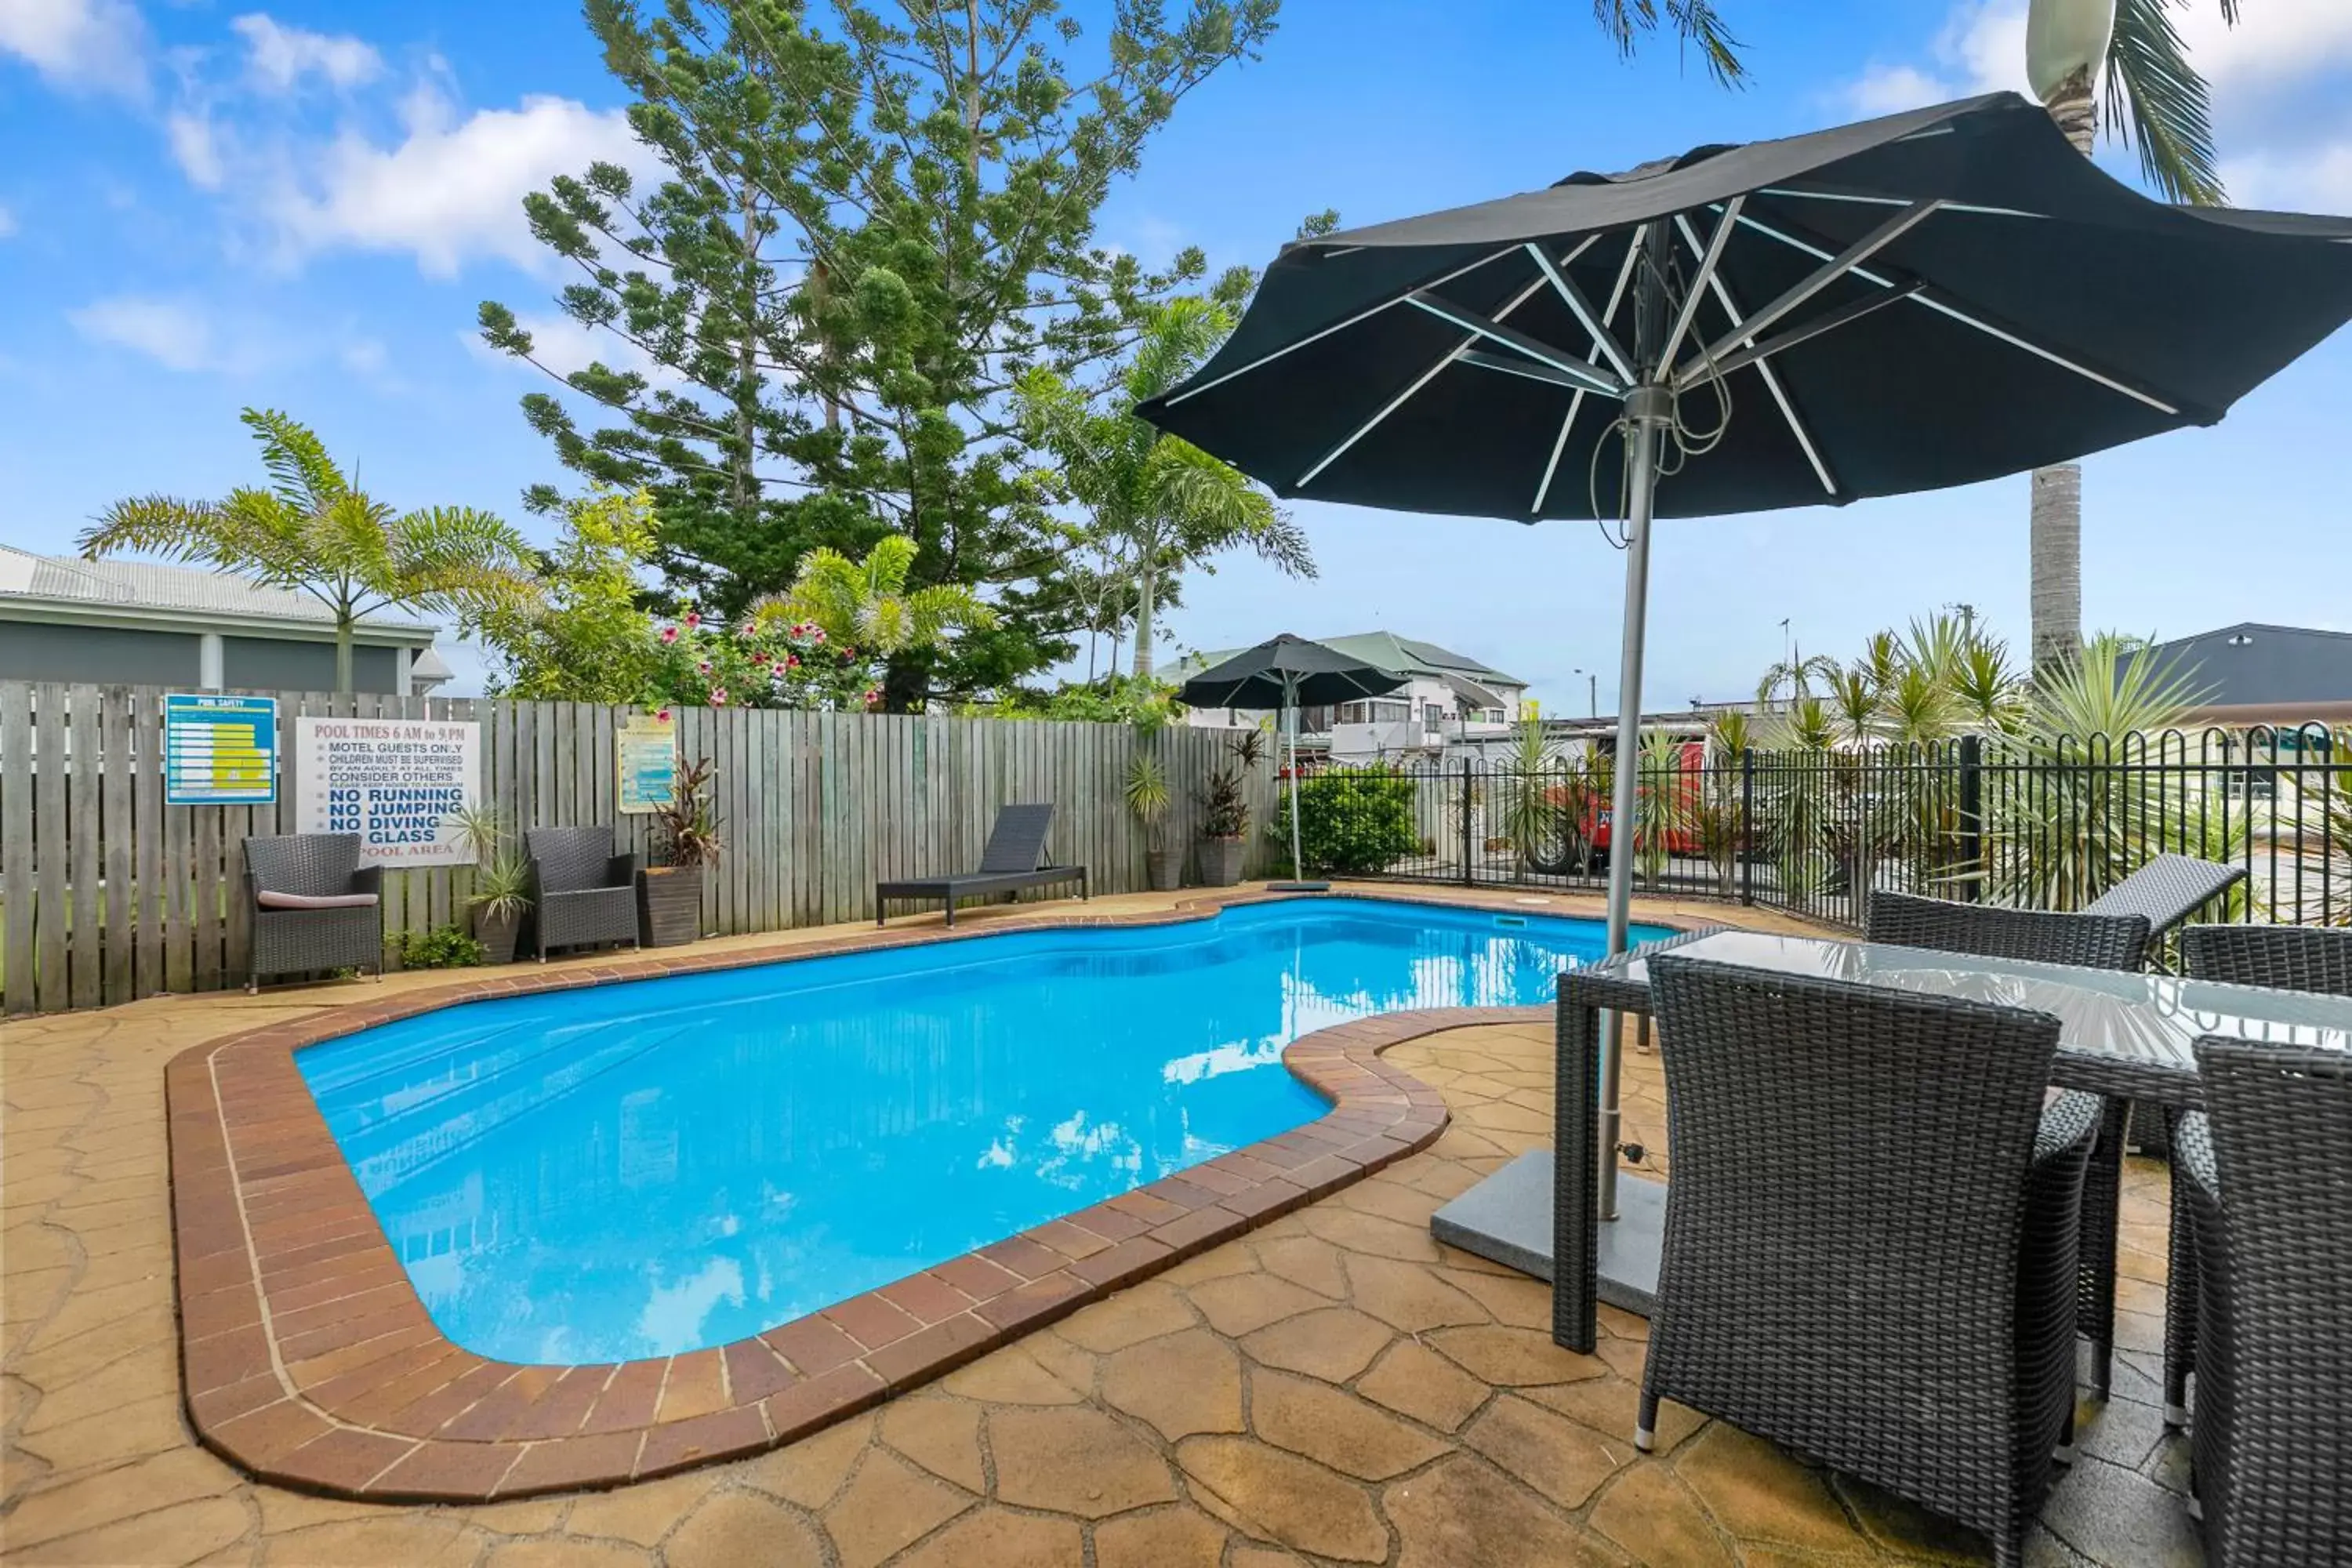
(753, 535, 993, 668)
(1018, 299, 1313, 682)
(81, 409, 537, 693)
(2025, 0, 2242, 671)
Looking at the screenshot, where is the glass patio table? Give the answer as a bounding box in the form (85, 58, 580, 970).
(1548, 926, 2352, 1357)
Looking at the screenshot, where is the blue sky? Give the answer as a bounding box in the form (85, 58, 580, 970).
(5, 0, 2350, 710)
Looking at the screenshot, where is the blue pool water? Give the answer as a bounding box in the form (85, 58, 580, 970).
(298, 897, 1664, 1364)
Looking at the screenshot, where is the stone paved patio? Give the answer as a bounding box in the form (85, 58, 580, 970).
(2, 884, 2200, 1566)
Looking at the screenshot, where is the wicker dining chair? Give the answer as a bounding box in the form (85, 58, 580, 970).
(2163, 924, 2352, 1429)
(2174, 1032, 2352, 1566)
(1864, 890, 2149, 1395)
(244, 833, 383, 992)
(524, 826, 641, 962)
(1637, 956, 2099, 1568)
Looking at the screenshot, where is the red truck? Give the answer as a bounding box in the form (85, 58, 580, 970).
(1581, 739, 1709, 863)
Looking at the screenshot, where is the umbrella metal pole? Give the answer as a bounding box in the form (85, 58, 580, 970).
(1596, 387, 1668, 1222)
(1287, 675, 1305, 882)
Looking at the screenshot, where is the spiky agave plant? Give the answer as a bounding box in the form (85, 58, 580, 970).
(1984, 635, 2214, 909)
(1501, 716, 1561, 878)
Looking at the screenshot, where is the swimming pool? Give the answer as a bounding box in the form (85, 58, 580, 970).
(298, 897, 1664, 1364)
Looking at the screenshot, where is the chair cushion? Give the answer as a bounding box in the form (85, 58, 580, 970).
(256, 890, 379, 911)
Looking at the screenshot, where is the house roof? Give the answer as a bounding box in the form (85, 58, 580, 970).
(2127, 622, 2352, 714)
(1174, 630, 1525, 692)
(0, 545, 439, 638)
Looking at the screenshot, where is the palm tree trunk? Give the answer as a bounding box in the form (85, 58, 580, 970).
(335, 612, 355, 694)
(2031, 66, 2096, 674)
(1131, 564, 1156, 683)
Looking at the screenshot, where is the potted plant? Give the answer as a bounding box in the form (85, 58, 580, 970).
(1125, 750, 1181, 891)
(1195, 731, 1265, 888)
(641, 756, 722, 946)
(446, 805, 532, 964)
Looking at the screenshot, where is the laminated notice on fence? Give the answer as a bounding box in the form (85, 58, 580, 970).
(294, 717, 481, 867)
(163, 694, 278, 805)
(616, 712, 677, 813)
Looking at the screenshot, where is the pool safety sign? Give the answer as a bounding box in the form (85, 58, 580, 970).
(616, 711, 677, 813)
(295, 716, 481, 867)
(164, 694, 278, 805)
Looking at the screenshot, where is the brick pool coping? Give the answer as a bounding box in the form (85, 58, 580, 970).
(164, 886, 1675, 1501)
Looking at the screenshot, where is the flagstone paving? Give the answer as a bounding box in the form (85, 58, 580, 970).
(2, 884, 2197, 1565)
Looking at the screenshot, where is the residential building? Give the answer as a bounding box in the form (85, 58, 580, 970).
(0, 545, 451, 695)
(1174, 631, 1528, 763)
(2124, 622, 2352, 729)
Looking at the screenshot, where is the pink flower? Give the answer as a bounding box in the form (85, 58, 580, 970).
(844, 645, 857, 659)
(863, 686, 882, 707)
(656, 709, 672, 722)
(790, 622, 808, 638)
(684, 611, 702, 630)
(659, 625, 679, 644)
(786, 654, 800, 669)
(697, 659, 713, 676)
(810, 627, 826, 644)
(710, 687, 728, 706)
(751, 652, 771, 668)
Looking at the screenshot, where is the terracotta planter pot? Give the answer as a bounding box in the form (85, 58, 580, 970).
(1198, 837, 1247, 888)
(1146, 847, 1185, 892)
(638, 866, 705, 948)
(471, 906, 522, 966)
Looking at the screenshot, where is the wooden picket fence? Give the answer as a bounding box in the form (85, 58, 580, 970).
(0, 684, 1276, 1016)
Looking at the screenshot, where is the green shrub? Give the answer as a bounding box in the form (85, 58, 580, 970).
(1281, 765, 1421, 876)
(397, 925, 485, 970)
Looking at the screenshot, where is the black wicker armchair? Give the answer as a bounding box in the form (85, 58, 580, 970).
(524, 827, 640, 962)
(2174, 1033, 2352, 1565)
(244, 833, 382, 992)
(1864, 889, 2148, 1394)
(1636, 956, 2098, 1568)
(2163, 924, 2352, 1429)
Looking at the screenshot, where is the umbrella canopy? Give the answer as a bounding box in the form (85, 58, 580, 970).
(1178, 634, 1409, 889)
(1176, 633, 1410, 711)
(1139, 93, 2352, 523)
(1138, 90, 2352, 1249)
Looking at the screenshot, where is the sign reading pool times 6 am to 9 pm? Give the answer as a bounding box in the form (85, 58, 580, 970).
(163, 694, 278, 806)
(294, 717, 481, 868)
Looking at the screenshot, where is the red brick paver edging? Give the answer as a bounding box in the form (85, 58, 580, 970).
(165, 889, 1619, 1501)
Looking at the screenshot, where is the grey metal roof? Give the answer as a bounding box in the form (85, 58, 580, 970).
(2129, 622, 2352, 713)
(0, 545, 439, 637)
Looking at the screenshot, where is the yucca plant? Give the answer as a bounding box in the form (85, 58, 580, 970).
(1500, 717, 1562, 879)
(1632, 731, 1692, 890)
(1983, 636, 2214, 910)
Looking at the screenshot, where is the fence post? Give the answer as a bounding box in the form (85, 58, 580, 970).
(1460, 757, 1475, 887)
(1957, 735, 1984, 901)
(1739, 748, 1755, 906)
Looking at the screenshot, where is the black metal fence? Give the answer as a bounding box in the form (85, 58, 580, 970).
(1280, 724, 2350, 932)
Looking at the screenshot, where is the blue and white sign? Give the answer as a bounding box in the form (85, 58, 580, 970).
(294, 716, 481, 867)
(163, 694, 278, 806)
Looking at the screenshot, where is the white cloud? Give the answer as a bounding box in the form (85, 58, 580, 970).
(0, 0, 147, 96)
(230, 13, 381, 93)
(1845, 64, 1958, 117)
(264, 86, 647, 277)
(2224, 139, 2352, 214)
(2170, 0, 2352, 92)
(168, 111, 226, 190)
(68, 296, 265, 374)
(0, 203, 16, 238)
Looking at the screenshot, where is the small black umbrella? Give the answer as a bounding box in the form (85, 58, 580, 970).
(1142, 89, 2352, 1227)
(1178, 634, 1409, 890)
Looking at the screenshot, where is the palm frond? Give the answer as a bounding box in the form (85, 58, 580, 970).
(1590, 0, 1748, 88)
(240, 408, 353, 517)
(2103, 0, 2227, 205)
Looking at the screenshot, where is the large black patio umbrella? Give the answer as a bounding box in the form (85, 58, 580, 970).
(1178, 633, 1408, 891)
(1142, 90, 2352, 1212)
